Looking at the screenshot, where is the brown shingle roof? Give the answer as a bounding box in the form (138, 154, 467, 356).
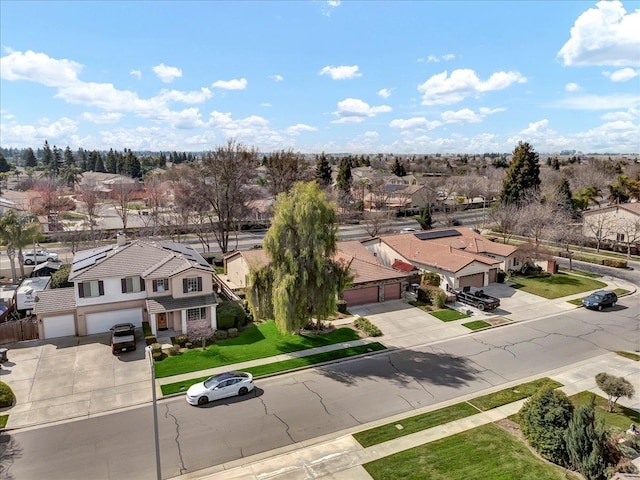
(145, 293, 218, 314)
(35, 287, 76, 315)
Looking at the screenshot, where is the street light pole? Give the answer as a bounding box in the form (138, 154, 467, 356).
(145, 345, 162, 480)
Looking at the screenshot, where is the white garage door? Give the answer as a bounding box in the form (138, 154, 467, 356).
(86, 308, 143, 335)
(43, 314, 76, 339)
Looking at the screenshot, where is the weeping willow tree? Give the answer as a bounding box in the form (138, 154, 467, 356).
(247, 181, 352, 334)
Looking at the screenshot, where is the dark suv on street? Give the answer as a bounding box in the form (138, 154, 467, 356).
(582, 290, 618, 311)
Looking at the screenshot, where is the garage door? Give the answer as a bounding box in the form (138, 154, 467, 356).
(86, 308, 143, 335)
(458, 273, 484, 289)
(383, 283, 401, 301)
(343, 286, 379, 306)
(488, 268, 497, 283)
(43, 314, 76, 339)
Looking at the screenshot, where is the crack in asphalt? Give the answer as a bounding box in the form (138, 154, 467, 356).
(387, 353, 404, 376)
(258, 396, 269, 416)
(397, 394, 415, 409)
(164, 404, 187, 475)
(302, 382, 331, 416)
(349, 413, 363, 425)
(273, 414, 295, 443)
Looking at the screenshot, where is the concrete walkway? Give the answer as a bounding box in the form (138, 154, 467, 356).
(172, 351, 640, 480)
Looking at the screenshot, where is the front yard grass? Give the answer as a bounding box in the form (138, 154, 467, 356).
(154, 321, 361, 378)
(511, 273, 606, 299)
(353, 402, 480, 448)
(570, 391, 640, 431)
(468, 378, 563, 411)
(363, 423, 577, 480)
(429, 308, 470, 322)
(160, 342, 386, 395)
(463, 320, 491, 330)
(0, 415, 7, 428)
(558, 267, 602, 278)
(616, 351, 640, 361)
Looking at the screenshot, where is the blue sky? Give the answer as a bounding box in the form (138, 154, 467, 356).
(1, 1, 638, 154)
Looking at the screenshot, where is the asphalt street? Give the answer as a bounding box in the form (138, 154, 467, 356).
(3, 294, 638, 480)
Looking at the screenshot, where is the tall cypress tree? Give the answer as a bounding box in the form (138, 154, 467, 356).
(315, 151, 332, 186)
(63, 146, 75, 167)
(336, 157, 352, 193)
(23, 148, 37, 168)
(498, 141, 541, 206)
(42, 141, 53, 170)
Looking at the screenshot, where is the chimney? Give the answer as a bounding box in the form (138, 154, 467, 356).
(116, 231, 126, 247)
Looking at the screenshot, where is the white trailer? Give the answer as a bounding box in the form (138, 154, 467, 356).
(14, 276, 52, 314)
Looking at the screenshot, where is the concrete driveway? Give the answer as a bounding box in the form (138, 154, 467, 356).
(0, 334, 151, 429)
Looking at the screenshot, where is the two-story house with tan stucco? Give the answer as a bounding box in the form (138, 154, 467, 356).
(34, 236, 218, 339)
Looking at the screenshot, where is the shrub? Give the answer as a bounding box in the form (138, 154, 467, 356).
(228, 328, 238, 338)
(416, 286, 432, 304)
(595, 372, 635, 412)
(519, 386, 573, 467)
(174, 334, 188, 348)
(430, 288, 447, 308)
(336, 300, 348, 314)
(0, 381, 15, 407)
(145, 335, 157, 346)
(215, 329, 228, 340)
(152, 351, 165, 361)
(150, 342, 162, 354)
(50, 264, 72, 289)
(187, 325, 215, 349)
(565, 397, 610, 480)
(421, 271, 441, 287)
(217, 301, 247, 329)
(142, 321, 152, 337)
(185, 342, 193, 349)
(497, 270, 506, 283)
(354, 317, 382, 337)
(603, 258, 627, 268)
(168, 345, 180, 356)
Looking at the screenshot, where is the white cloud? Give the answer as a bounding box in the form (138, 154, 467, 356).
(557, 0, 640, 67)
(364, 131, 378, 138)
(170, 108, 205, 129)
(389, 117, 441, 130)
(270, 74, 283, 82)
(377, 88, 392, 98)
(285, 123, 317, 135)
(421, 53, 456, 63)
(319, 65, 361, 80)
(520, 119, 549, 135)
(554, 93, 640, 110)
(322, 0, 341, 16)
(333, 98, 391, 122)
(260, 102, 272, 107)
(441, 108, 482, 124)
(601, 109, 638, 121)
(565, 82, 581, 92)
(211, 78, 248, 90)
(152, 63, 182, 83)
(418, 69, 526, 105)
(130, 70, 142, 80)
(0, 117, 79, 147)
(159, 88, 212, 104)
(1, 50, 82, 87)
(606, 67, 640, 82)
(80, 112, 123, 124)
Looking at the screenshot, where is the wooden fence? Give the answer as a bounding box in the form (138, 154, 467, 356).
(0, 317, 39, 344)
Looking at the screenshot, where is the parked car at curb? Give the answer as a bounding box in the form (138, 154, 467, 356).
(186, 371, 254, 406)
(582, 290, 618, 311)
(110, 323, 137, 354)
(24, 249, 59, 265)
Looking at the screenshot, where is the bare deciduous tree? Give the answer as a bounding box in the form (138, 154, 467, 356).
(79, 181, 102, 245)
(110, 181, 138, 232)
(516, 193, 558, 261)
(614, 216, 640, 258)
(265, 149, 309, 197)
(363, 210, 393, 237)
(583, 214, 616, 252)
(488, 202, 520, 244)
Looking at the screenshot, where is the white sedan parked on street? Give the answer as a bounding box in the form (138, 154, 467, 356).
(186, 371, 254, 406)
(23, 249, 59, 265)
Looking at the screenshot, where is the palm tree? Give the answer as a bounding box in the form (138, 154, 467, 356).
(0, 210, 40, 282)
(59, 164, 82, 190)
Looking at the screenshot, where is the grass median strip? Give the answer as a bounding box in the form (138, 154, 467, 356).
(353, 402, 479, 448)
(468, 377, 562, 411)
(363, 423, 578, 480)
(616, 350, 640, 361)
(0, 415, 7, 428)
(160, 342, 386, 396)
(462, 320, 491, 330)
(429, 308, 470, 322)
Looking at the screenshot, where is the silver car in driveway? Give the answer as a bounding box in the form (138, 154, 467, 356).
(186, 371, 254, 406)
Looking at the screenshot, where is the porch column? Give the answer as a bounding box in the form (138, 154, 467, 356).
(181, 310, 187, 334)
(150, 313, 157, 335)
(210, 304, 217, 330)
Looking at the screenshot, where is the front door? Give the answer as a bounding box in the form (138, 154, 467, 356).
(157, 312, 168, 330)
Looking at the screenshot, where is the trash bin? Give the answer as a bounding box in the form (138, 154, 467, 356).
(0, 348, 8, 363)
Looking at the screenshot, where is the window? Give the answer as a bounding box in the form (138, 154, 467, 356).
(616, 233, 625, 242)
(152, 278, 169, 293)
(186, 307, 206, 322)
(183, 276, 203, 293)
(121, 276, 145, 294)
(79, 280, 104, 298)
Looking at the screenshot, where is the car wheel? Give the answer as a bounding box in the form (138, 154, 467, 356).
(477, 303, 485, 311)
(598, 305, 603, 311)
(197, 396, 208, 406)
(25, 259, 33, 265)
(47, 257, 55, 262)
(238, 387, 248, 396)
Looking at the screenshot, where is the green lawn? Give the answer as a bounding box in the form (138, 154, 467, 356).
(429, 308, 470, 322)
(0, 415, 7, 428)
(353, 402, 479, 447)
(570, 392, 640, 431)
(616, 351, 640, 362)
(558, 268, 602, 278)
(154, 321, 360, 378)
(568, 288, 630, 306)
(463, 320, 491, 330)
(363, 423, 577, 480)
(511, 273, 606, 299)
(160, 342, 386, 395)
(468, 378, 563, 411)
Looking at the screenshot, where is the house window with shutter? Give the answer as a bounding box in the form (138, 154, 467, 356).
(79, 280, 104, 298)
(152, 278, 169, 293)
(121, 276, 145, 294)
(183, 276, 202, 294)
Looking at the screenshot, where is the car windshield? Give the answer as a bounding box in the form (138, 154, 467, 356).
(590, 294, 603, 301)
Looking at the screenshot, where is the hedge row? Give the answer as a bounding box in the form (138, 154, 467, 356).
(354, 317, 382, 337)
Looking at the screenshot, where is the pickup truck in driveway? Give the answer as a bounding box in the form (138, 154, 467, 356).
(111, 323, 137, 354)
(453, 287, 500, 311)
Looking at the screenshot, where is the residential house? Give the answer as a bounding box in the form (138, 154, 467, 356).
(582, 202, 640, 246)
(35, 236, 218, 339)
(223, 240, 409, 307)
(362, 227, 519, 290)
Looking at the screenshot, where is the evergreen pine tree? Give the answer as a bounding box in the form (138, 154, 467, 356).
(93, 151, 106, 173)
(336, 157, 352, 193)
(557, 177, 578, 219)
(315, 151, 332, 186)
(498, 141, 541, 206)
(564, 397, 609, 480)
(417, 204, 432, 230)
(63, 146, 75, 167)
(106, 149, 117, 174)
(42, 141, 53, 169)
(78, 148, 88, 171)
(0, 152, 10, 173)
(392, 157, 406, 176)
(23, 148, 37, 168)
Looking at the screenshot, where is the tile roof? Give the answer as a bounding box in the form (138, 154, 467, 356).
(35, 287, 76, 315)
(70, 240, 214, 281)
(583, 202, 640, 217)
(391, 260, 417, 272)
(145, 293, 218, 314)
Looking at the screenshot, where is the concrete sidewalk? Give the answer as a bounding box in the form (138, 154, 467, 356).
(172, 351, 640, 480)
